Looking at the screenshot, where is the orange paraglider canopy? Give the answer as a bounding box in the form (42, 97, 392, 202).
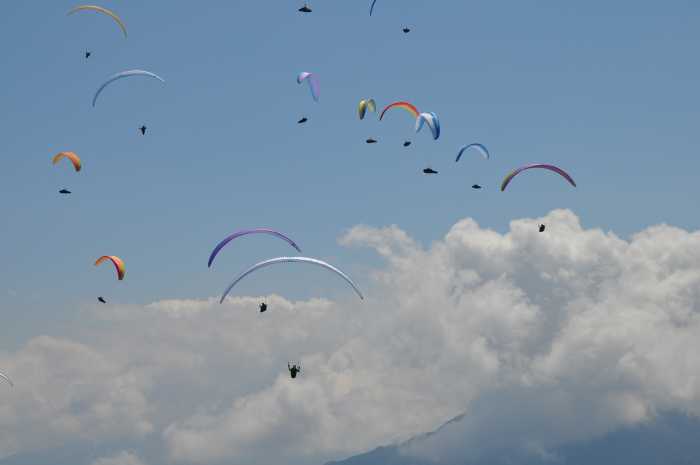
(95, 255, 125, 280)
(52, 152, 82, 172)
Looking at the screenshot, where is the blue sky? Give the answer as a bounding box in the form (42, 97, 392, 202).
(0, 2, 698, 329)
(4, 1, 700, 344)
(0, 0, 699, 430)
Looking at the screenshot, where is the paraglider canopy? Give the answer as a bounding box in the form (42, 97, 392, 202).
(366, 138, 377, 144)
(456, 143, 490, 162)
(59, 189, 72, 194)
(98, 296, 107, 304)
(259, 302, 267, 313)
(299, 3, 312, 13)
(379, 101, 419, 121)
(297, 117, 308, 124)
(472, 184, 482, 189)
(358, 99, 376, 120)
(403, 141, 412, 147)
(501, 164, 576, 191)
(92, 69, 165, 107)
(219, 256, 364, 303)
(423, 168, 438, 174)
(208, 229, 302, 268)
(403, 27, 411, 33)
(95, 255, 125, 280)
(539, 224, 546, 232)
(297, 72, 319, 102)
(415, 112, 440, 140)
(67, 5, 127, 38)
(52, 151, 82, 172)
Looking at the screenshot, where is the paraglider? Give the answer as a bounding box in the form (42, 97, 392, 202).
(500, 164, 577, 191)
(366, 138, 377, 144)
(67, 5, 127, 38)
(208, 229, 302, 268)
(415, 112, 440, 140)
(288, 362, 301, 379)
(298, 3, 312, 13)
(539, 224, 546, 232)
(139, 125, 147, 135)
(52, 151, 82, 172)
(403, 141, 412, 147)
(379, 101, 419, 121)
(297, 72, 319, 102)
(472, 184, 482, 189)
(85, 50, 91, 60)
(358, 99, 376, 120)
(219, 257, 364, 304)
(59, 189, 72, 194)
(259, 302, 267, 313)
(95, 255, 125, 281)
(0, 372, 13, 387)
(297, 117, 308, 124)
(98, 296, 107, 304)
(403, 27, 411, 33)
(92, 69, 165, 107)
(423, 168, 438, 174)
(456, 143, 490, 162)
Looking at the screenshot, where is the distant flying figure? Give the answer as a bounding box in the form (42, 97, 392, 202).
(98, 296, 107, 304)
(366, 138, 377, 144)
(139, 125, 147, 135)
(259, 302, 267, 313)
(85, 50, 91, 59)
(423, 168, 438, 174)
(298, 3, 312, 13)
(402, 27, 411, 33)
(59, 189, 72, 194)
(297, 117, 308, 124)
(472, 184, 482, 189)
(403, 141, 412, 147)
(539, 224, 546, 232)
(288, 362, 302, 379)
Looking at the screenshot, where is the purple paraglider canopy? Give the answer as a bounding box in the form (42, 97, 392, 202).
(208, 229, 302, 268)
(501, 164, 576, 191)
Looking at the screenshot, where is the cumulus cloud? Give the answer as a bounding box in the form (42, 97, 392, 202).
(162, 209, 700, 464)
(2, 210, 700, 464)
(0, 337, 152, 460)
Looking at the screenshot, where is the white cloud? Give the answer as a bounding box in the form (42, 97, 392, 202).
(0, 336, 152, 460)
(91, 451, 147, 465)
(2, 209, 700, 464)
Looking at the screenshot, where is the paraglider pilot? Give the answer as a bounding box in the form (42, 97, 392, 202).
(288, 362, 301, 379)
